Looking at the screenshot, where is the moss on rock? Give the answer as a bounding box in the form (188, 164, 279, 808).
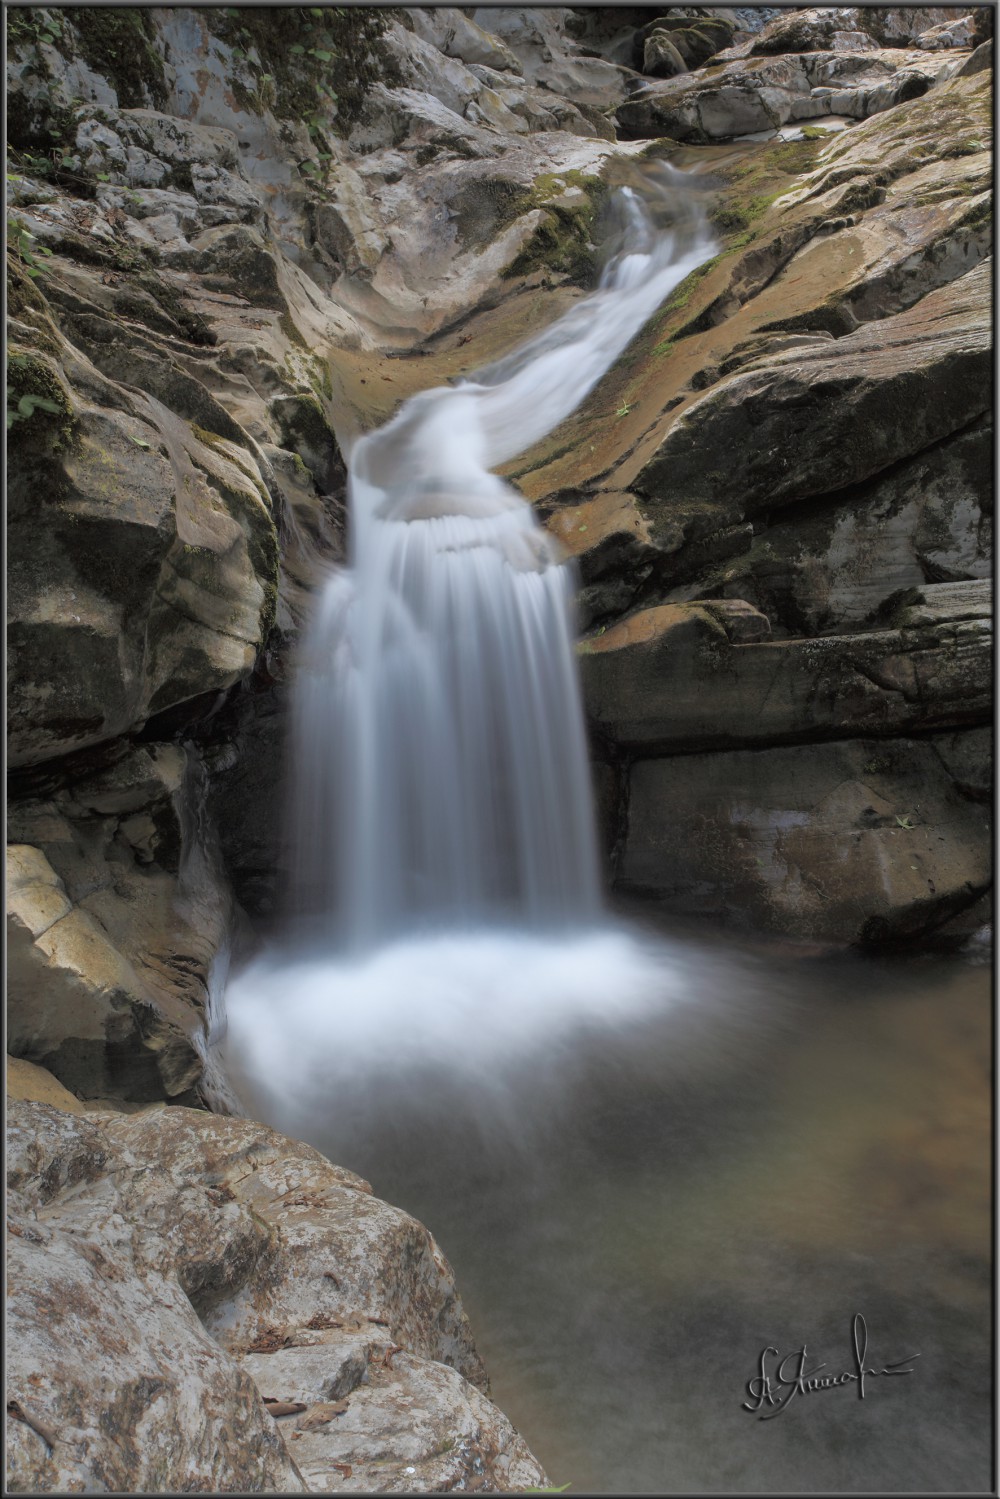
(71, 8, 168, 109)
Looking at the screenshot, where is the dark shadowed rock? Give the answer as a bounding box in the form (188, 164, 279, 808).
(580, 582, 991, 750)
(619, 734, 991, 944)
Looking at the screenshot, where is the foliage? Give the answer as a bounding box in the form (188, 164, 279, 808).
(7, 214, 53, 278)
(6, 386, 63, 431)
(6, 6, 65, 49)
(210, 5, 403, 173)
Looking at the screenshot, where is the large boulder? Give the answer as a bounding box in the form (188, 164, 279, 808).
(7, 329, 279, 769)
(635, 260, 991, 545)
(6, 1099, 548, 1493)
(6, 739, 234, 1103)
(618, 732, 991, 944)
(617, 45, 955, 141)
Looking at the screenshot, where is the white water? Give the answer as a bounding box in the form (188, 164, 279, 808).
(223, 165, 717, 1132)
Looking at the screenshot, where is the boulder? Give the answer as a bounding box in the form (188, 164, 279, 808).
(617, 46, 954, 141)
(635, 260, 991, 543)
(6, 739, 234, 1103)
(677, 416, 992, 635)
(619, 734, 991, 944)
(644, 31, 688, 79)
(6, 1099, 549, 1493)
(407, 7, 521, 73)
(7, 332, 278, 768)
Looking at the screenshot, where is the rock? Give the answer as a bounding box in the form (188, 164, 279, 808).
(617, 46, 954, 142)
(856, 6, 984, 47)
(644, 32, 688, 79)
(6, 1099, 548, 1493)
(7, 329, 279, 768)
(959, 36, 993, 74)
(635, 260, 991, 541)
(618, 734, 991, 944)
(6, 840, 198, 1102)
(580, 582, 991, 750)
(6, 739, 244, 1104)
(546, 490, 664, 626)
(648, 17, 739, 69)
(7, 1054, 87, 1114)
(407, 7, 521, 73)
(749, 8, 882, 55)
(471, 6, 635, 111)
(678, 416, 992, 634)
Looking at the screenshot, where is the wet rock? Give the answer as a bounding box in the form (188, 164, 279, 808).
(678, 416, 992, 634)
(619, 734, 991, 945)
(644, 32, 689, 79)
(580, 582, 991, 751)
(6, 1099, 548, 1493)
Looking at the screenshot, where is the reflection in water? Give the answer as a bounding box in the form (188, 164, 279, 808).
(232, 927, 989, 1495)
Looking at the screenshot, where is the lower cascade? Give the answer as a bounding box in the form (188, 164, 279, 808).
(223, 166, 716, 1127)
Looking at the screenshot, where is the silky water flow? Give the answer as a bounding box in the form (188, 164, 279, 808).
(216, 165, 991, 1493)
(221, 164, 721, 1134)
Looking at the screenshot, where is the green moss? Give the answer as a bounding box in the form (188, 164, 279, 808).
(207, 6, 403, 138)
(72, 8, 168, 109)
(278, 310, 309, 351)
(500, 170, 609, 286)
(7, 348, 76, 449)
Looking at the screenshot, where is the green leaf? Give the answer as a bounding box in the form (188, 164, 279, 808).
(289, 43, 305, 54)
(311, 48, 333, 60)
(129, 435, 152, 449)
(16, 394, 62, 419)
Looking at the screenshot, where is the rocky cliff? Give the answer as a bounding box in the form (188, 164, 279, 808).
(6, 6, 993, 1490)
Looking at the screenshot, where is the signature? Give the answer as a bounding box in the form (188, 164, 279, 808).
(743, 1313, 919, 1420)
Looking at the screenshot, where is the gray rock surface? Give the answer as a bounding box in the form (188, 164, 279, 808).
(6, 1098, 549, 1494)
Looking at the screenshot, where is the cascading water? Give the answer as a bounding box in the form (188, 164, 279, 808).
(222, 165, 718, 1133)
(291, 165, 714, 946)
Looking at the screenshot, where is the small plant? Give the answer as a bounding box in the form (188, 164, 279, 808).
(895, 814, 915, 830)
(7, 6, 64, 49)
(615, 399, 632, 418)
(7, 387, 63, 430)
(7, 215, 53, 278)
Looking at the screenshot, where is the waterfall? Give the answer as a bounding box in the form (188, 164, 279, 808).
(222, 165, 716, 1132)
(289, 163, 715, 948)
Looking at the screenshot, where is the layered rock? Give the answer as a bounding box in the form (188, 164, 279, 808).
(7, 1096, 547, 1493)
(5, 9, 993, 1093)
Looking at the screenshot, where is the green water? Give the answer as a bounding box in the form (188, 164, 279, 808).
(309, 922, 992, 1493)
